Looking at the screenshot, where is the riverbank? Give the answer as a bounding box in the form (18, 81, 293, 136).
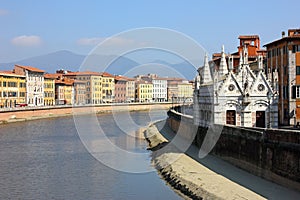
(0, 103, 175, 125)
(145, 120, 266, 200)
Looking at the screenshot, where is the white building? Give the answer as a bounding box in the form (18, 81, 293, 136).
(152, 78, 167, 102)
(14, 65, 45, 107)
(136, 74, 168, 102)
(194, 46, 278, 128)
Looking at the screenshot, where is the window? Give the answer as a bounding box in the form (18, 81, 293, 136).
(292, 85, 300, 99)
(284, 66, 287, 75)
(296, 66, 300, 75)
(19, 82, 26, 88)
(292, 45, 300, 53)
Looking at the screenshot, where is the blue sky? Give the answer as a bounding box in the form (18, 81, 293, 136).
(0, 0, 299, 63)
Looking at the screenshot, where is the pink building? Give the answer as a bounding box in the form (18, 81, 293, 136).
(114, 76, 127, 103)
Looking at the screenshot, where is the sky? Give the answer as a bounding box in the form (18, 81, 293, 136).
(0, 0, 299, 63)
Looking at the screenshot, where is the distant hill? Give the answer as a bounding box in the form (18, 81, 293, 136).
(0, 50, 141, 75)
(0, 50, 198, 79)
(0, 50, 85, 73)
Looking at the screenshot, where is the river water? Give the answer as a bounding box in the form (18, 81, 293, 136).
(0, 111, 182, 200)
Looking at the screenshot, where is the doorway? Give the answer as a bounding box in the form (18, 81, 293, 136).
(256, 111, 266, 128)
(226, 110, 236, 125)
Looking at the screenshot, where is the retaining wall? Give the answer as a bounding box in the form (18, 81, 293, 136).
(0, 103, 176, 123)
(167, 110, 300, 191)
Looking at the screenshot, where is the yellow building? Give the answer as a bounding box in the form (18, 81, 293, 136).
(0, 71, 26, 108)
(178, 81, 193, 103)
(64, 81, 74, 105)
(101, 72, 115, 103)
(62, 71, 102, 104)
(135, 81, 153, 103)
(44, 74, 55, 106)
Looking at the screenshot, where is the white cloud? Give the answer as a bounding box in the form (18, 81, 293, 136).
(77, 37, 135, 46)
(104, 37, 135, 46)
(0, 9, 9, 16)
(77, 37, 103, 46)
(11, 35, 42, 47)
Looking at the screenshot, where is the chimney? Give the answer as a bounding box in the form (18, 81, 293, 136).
(282, 31, 285, 38)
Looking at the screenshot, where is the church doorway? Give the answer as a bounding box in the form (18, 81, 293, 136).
(256, 111, 266, 128)
(226, 110, 236, 125)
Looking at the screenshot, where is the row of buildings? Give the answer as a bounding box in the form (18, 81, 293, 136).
(194, 28, 300, 128)
(0, 65, 193, 108)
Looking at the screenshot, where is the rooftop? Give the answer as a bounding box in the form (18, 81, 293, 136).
(62, 71, 102, 76)
(238, 35, 259, 39)
(15, 64, 45, 73)
(0, 70, 25, 77)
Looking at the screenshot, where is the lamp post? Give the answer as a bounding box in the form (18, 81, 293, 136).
(171, 93, 174, 110)
(267, 91, 272, 128)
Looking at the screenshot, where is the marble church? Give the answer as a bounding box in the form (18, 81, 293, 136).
(193, 45, 278, 128)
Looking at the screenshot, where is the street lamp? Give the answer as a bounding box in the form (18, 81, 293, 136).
(171, 93, 174, 109)
(267, 91, 272, 128)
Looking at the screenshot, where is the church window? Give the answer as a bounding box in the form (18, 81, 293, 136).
(228, 84, 235, 91)
(258, 84, 265, 91)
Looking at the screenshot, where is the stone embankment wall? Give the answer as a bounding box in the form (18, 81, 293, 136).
(167, 109, 300, 191)
(0, 103, 176, 124)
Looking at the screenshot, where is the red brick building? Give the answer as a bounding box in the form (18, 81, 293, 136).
(264, 29, 300, 126)
(212, 35, 266, 72)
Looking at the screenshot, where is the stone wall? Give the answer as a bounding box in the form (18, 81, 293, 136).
(167, 109, 300, 191)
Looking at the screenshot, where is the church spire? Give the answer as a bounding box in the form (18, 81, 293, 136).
(218, 45, 229, 76)
(202, 53, 212, 84)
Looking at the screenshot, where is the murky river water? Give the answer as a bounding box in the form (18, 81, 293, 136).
(0, 111, 182, 200)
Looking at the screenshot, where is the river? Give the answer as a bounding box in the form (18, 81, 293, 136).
(0, 111, 182, 200)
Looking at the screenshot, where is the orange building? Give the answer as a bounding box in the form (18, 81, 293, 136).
(264, 29, 300, 126)
(212, 35, 266, 72)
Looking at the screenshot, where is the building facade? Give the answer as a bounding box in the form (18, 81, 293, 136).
(14, 65, 45, 106)
(126, 78, 136, 103)
(177, 81, 193, 103)
(73, 80, 86, 105)
(135, 81, 153, 103)
(44, 75, 55, 106)
(62, 71, 102, 104)
(101, 72, 115, 103)
(0, 71, 26, 108)
(264, 29, 300, 126)
(194, 46, 278, 128)
(152, 78, 168, 102)
(114, 76, 127, 103)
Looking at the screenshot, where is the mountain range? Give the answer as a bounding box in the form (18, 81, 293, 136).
(0, 50, 198, 80)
